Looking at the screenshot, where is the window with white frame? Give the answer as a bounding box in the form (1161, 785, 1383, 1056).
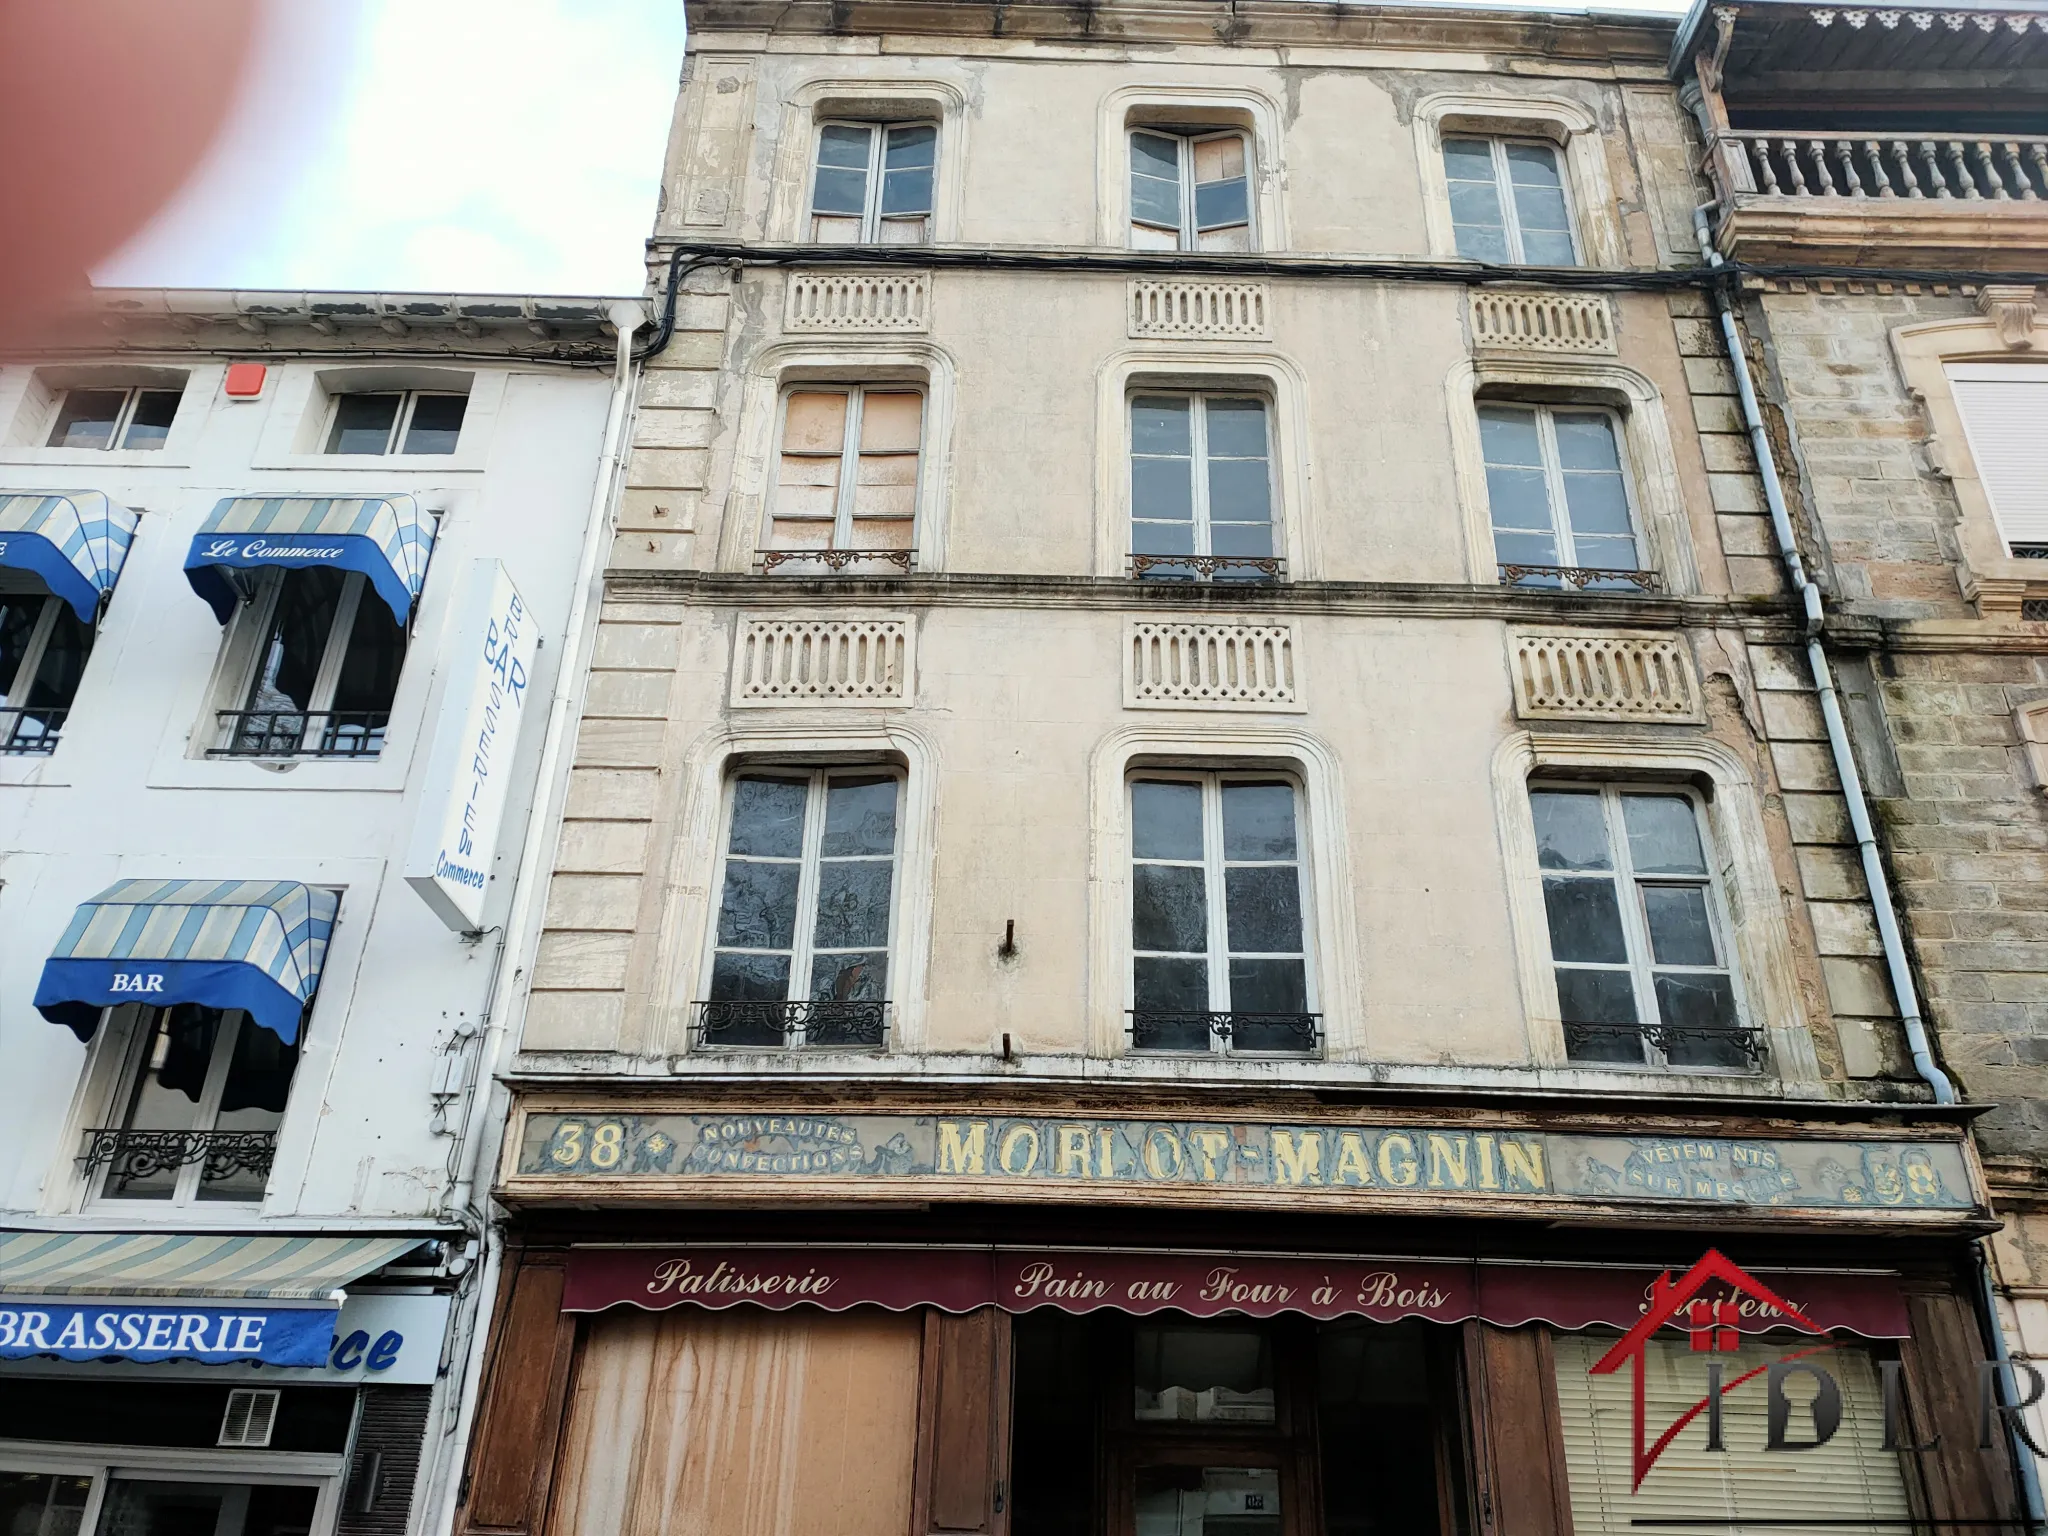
(1130, 393, 1277, 581)
(44, 386, 181, 451)
(766, 386, 922, 572)
(808, 121, 936, 244)
(1442, 136, 1578, 266)
(323, 390, 467, 455)
(1945, 363, 2048, 557)
(702, 769, 901, 1048)
(90, 1004, 299, 1205)
(1130, 129, 1253, 252)
(215, 568, 406, 759)
(1481, 403, 1648, 590)
(1129, 774, 1317, 1054)
(1530, 783, 1756, 1071)
(0, 579, 93, 755)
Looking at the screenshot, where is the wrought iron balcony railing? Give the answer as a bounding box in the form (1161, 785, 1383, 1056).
(694, 998, 889, 1049)
(82, 1128, 278, 1184)
(1708, 129, 2048, 204)
(758, 548, 915, 575)
(1499, 563, 1664, 594)
(1130, 554, 1284, 583)
(1129, 1010, 1321, 1055)
(1563, 1020, 1765, 1071)
(210, 710, 388, 759)
(0, 706, 66, 755)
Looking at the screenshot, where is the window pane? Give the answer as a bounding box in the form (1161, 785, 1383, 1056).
(1507, 143, 1574, 264)
(246, 568, 346, 714)
(1131, 132, 1182, 230)
(0, 598, 38, 700)
(1221, 782, 1296, 859)
(1133, 956, 1210, 1019)
(106, 1006, 221, 1198)
(1133, 460, 1194, 521)
(120, 389, 181, 449)
(812, 164, 869, 215)
(716, 858, 802, 949)
(0, 1472, 91, 1536)
(1202, 397, 1266, 457)
(1542, 875, 1628, 964)
(1531, 790, 1611, 871)
(729, 776, 808, 858)
(1556, 968, 1644, 1064)
(1132, 396, 1192, 453)
(327, 392, 401, 454)
(1553, 412, 1618, 471)
(1519, 227, 1577, 266)
(884, 123, 936, 169)
(1622, 794, 1708, 874)
(1207, 458, 1271, 522)
(881, 125, 935, 215)
(201, 1016, 296, 1202)
(1226, 866, 1303, 952)
(1561, 471, 1632, 538)
(813, 860, 893, 949)
(1133, 779, 1203, 859)
(1654, 973, 1745, 1069)
(709, 949, 792, 1001)
(1134, 864, 1208, 953)
(1484, 466, 1553, 532)
(821, 775, 897, 856)
(1505, 141, 1563, 189)
(812, 951, 887, 1002)
(1441, 137, 1496, 181)
(48, 389, 126, 449)
(1209, 522, 1273, 559)
(1443, 139, 1509, 263)
(1131, 521, 1196, 560)
(1642, 885, 1718, 967)
(817, 124, 873, 168)
(1194, 177, 1248, 232)
(328, 584, 406, 722)
(1229, 957, 1309, 1017)
(1479, 406, 1543, 465)
(402, 393, 467, 454)
(23, 602, 92, 715)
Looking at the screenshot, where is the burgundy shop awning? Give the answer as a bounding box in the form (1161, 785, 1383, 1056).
(563, 1247, 1910, 1338)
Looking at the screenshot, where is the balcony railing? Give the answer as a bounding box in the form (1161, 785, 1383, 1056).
(1709, 130, 2048, 204)
(694, 998, 889, 1049)
(1130, 554, 1284, 583)
(1499, 563, 1663, 594)
(210, 710, 388, 759)
(81, 1128, 278, 1184)
(758, 548, 915, 575)
(0, 706, 66, 756)
(1563, 1020, 1765, 1071)
(1129, 1010, 1321, 1055)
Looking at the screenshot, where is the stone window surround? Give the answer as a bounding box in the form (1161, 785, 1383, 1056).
(652, 719, 941, 1060)
(1490, 729, 1823, 1083)
(1097, 85, 1288, 252)
(1087, 724, 1358, 1060)
(715, 338, 957, 574)
(1891, 303, 2048, 614)
(1444, 356, 1702, 595)
(1411, 92, 1624, 270)
(1094, 348, 1315, 580)
(765, 79, 969, 245)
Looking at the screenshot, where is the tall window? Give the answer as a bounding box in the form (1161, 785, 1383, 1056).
(1130, 394, 1276, 581)
(91, 1005, 297, 1205)
(703, 769, 901, 1048)
(45, 386, 181, 450)
(1130, 130, 1252, 251)
(1531, 783, 1754, 1071)
(1129, 775, 1315, 1054)
(809, 122, 936, 244)
(0, 586, 92, 754)
(1945, 363, 2048, 556)
(1481, 404, 1645, 590)
(1442, 137, 1577, 265)
(324, 391, 467, 456)
(767, 386, 922, 572)
(218, 569, 405, 759)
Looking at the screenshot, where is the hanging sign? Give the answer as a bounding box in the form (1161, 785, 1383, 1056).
(406, 559, 539, 932)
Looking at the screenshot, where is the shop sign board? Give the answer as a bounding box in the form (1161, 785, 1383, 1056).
(513, 1110, 1977, 1215)
(0, 1301, 334, 1366)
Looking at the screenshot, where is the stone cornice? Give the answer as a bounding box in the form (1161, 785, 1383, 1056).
(1828, 614, 2048, 654)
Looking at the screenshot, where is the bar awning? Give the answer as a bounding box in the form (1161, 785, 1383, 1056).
(0, 1232, 422, 1301)
(0, 492, 139, 622)
(34, 880, 339, 1045)
(184, 494, 435, 626)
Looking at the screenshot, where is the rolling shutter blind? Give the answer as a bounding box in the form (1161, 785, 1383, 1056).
(1947, 364, 2048, 547)
(1551, 1333, 1912, 1535)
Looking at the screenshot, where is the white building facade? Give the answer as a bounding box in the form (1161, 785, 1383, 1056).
(0, 290, 638, 1536)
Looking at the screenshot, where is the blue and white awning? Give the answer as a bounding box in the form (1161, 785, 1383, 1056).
(0, 492, 139, 622)
(184, 494, 435, 626)
(35, 880, 340, 1045)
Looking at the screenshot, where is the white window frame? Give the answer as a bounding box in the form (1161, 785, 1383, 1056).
(320, 389, 466, 456)
(1442, 134, 1582, 266)
(87, 1006, 287, 1209)
(1127, 390, 1280, 577)
(765, 383, 926, 561)
(1128, 128, 1256, 252)
(1481, 401, 1645, 579)
(701, 765, 906, 1044)
(1530, 779, 1753, 1073)
(220, 569, 400, 757)
(808, 119, 937, 244)
(0, 1451, 342, 1536)
(1126, 769, 1318, 1056)
(44, 385, 182, 451)
(0, 583, 76, 751)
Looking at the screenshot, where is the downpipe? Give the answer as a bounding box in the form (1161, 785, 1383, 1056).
(1692, 207, 2043, 1526)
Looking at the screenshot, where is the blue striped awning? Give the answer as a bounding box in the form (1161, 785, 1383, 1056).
(184, 494, 435, 626)
(0, 1233, 422, 1301)
(0, 492, 139, 622)
(35, 880, 340, 1045)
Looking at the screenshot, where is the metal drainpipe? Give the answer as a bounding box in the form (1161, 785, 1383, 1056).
(1693, 208, 2044, 1526)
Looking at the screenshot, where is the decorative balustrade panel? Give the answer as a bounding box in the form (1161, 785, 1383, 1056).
(1719, 131, 2048, 202)
(1127, 279, 1272, 339)
(1509, 629, 1703, 722)
(732, 615, 914, 704)
(784, 271, 931, 332)
(1125, 621, 1301, 710)
(1468, 291, 1616, 354)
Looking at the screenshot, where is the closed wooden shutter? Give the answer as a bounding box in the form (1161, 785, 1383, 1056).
(1948, 363, 2048, 547)
(1550, 1333, 1912, 1535)
(913, 1308, 1013, 1536)
(459, 1254, 578, 1536)
(1464, 1323, 1575, 1536)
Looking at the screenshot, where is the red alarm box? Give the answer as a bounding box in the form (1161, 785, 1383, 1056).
(224, 363, 267, 398)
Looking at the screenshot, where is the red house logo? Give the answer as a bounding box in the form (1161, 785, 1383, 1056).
(1589, 1250, 1830, 1490)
